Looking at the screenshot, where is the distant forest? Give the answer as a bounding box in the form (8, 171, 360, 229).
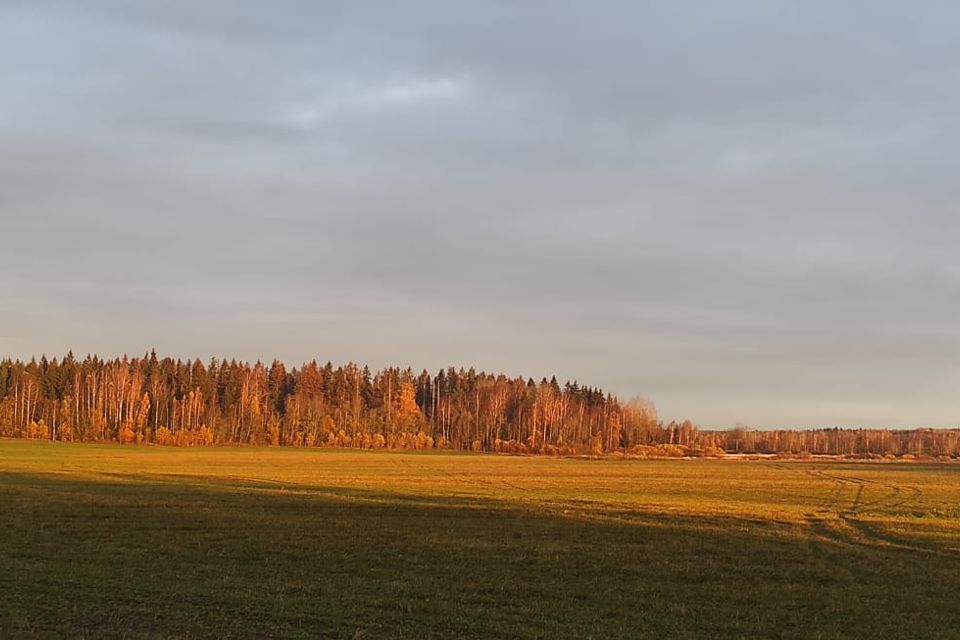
(1, 352, 958, 458)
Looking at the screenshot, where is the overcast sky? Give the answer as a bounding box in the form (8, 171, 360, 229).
(2, 1, 958, 428)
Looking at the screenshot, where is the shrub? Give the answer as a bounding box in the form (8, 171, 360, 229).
(119, 424, 136, 444)
(195, 426, 215, 446)
(590, 435, 604, 456)
(26, 420, 50, 440)
(155, 427, 174, 446)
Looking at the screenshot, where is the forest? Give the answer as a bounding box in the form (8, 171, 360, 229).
(1, 352, 958, 458)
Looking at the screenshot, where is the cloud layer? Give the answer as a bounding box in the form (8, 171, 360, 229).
(2, 1, 958, 427)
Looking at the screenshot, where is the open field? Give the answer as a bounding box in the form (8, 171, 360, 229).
(2, 440, 959, 639)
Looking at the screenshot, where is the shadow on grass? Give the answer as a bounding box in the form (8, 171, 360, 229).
(1, 471, 958, 639)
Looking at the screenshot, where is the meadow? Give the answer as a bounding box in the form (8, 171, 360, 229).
(1, 440, 958, 639)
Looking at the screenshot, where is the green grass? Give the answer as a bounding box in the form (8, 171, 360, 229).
(1, 440, 959, 639)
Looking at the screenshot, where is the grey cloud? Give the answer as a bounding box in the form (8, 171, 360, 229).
(1, 1, 958, 428)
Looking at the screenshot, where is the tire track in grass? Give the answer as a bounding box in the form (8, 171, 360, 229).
(802, 466, 943, 555)
(421, 458, 529, 501)
(812, 467, 924, 515)
(805, 467, 848, 513)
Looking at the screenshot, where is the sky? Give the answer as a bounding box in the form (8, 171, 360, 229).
(1, 1, 958, 429)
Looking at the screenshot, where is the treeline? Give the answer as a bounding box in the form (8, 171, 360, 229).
(0, 352, 957, 458)
(722, 425, 960, 459)
(0, 352, 662, 452)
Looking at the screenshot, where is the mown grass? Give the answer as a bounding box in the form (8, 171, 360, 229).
(1, 440, 958, 639)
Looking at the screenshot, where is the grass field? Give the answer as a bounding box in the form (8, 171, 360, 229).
(1, 440, 959, 639)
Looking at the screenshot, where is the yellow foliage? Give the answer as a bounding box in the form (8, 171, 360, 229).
(120, 423, 136, 444)
(321, 416, 336, 436)
(26, 420, 50, 440)
(58, 422, 74, 442)
(396, 382, 421, 417)
(155, 427, 174, 446)
(195, 426, 215, 446)
(413, 431, 434, 450)
(591, 435, 604, 456)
